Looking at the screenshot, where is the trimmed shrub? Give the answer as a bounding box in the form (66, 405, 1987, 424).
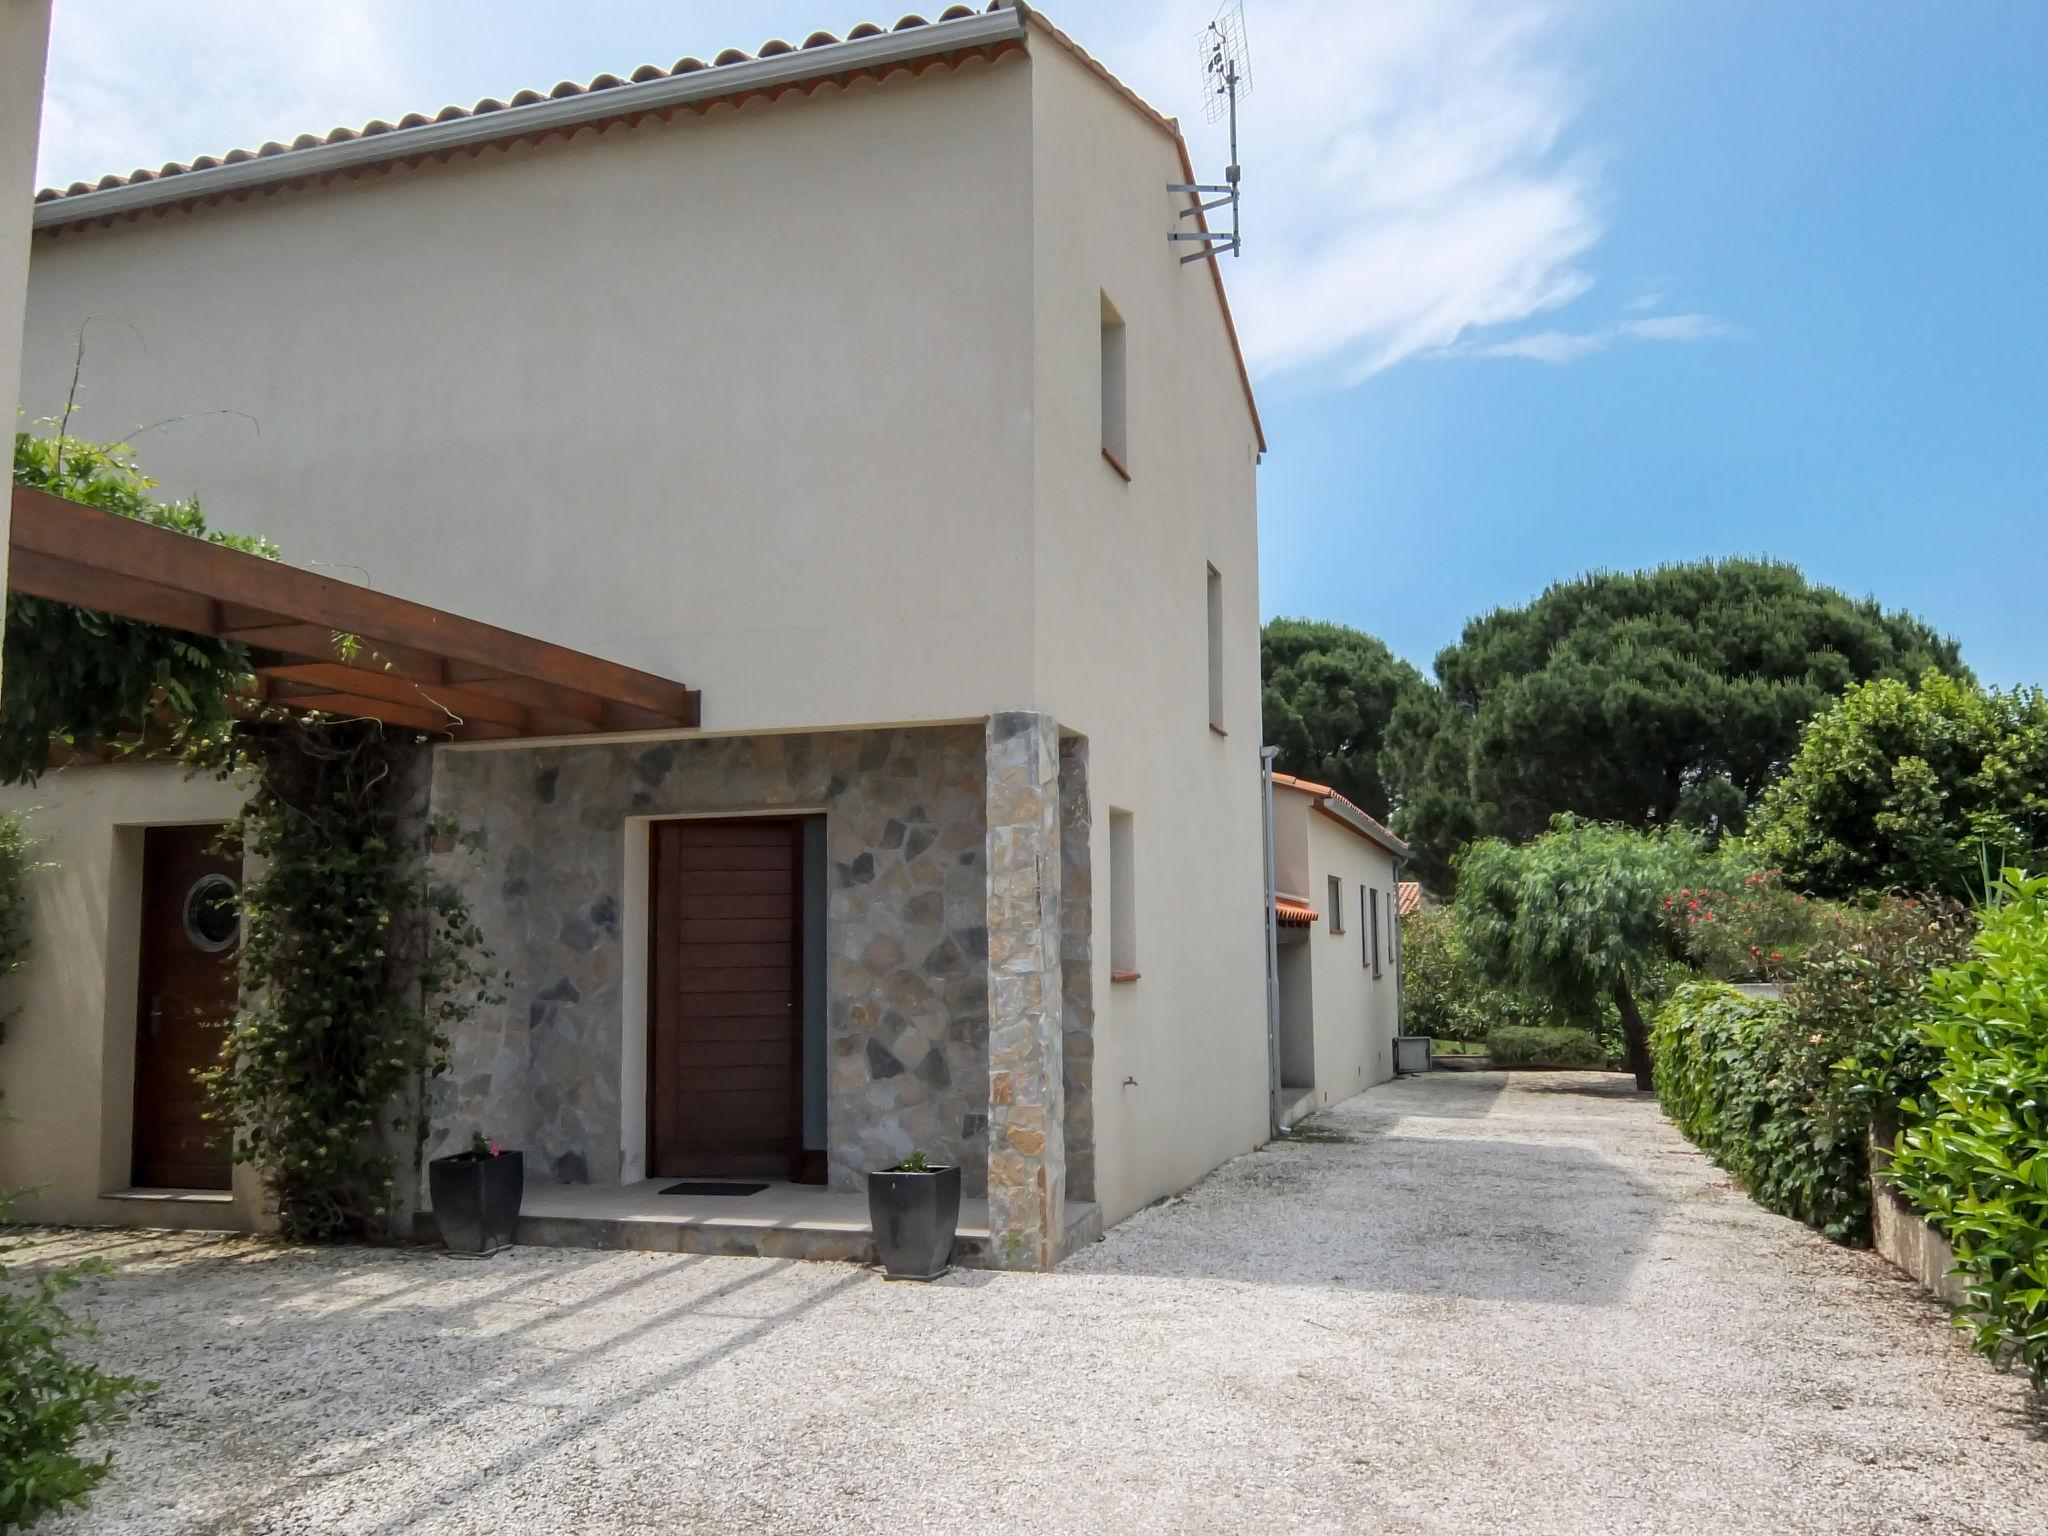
(1485, 1024, 1602, 1067)
(1652, 895, 1974, 1245)
(1888, 874, 2048, 1390)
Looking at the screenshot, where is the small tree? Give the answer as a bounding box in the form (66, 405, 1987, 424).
(1455, 817, 1699, 1089)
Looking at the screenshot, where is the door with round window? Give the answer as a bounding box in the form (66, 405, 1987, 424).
(133, 825, 241, 1190)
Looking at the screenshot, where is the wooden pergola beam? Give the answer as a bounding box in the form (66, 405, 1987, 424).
(7, 486, 703, 738)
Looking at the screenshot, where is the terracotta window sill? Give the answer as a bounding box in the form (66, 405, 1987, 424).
(1209, 721, 1228, 737)
(1101, 446, 1131, 482)
(1110, 970, 1141, 984)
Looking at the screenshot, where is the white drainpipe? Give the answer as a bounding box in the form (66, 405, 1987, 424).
(1261, 745, 1282, 1136)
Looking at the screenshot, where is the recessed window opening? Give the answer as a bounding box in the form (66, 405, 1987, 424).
(1370, 886, 1382, 976)
(1207, 564, 1225, 732)
(1109, 807, 1138, 978)
(1328, 875, 1344, 934)
(1100, 292, 1129, 477)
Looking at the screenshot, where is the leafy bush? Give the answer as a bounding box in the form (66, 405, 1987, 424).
(0, 813, 33, 1092)
(1398, 905, 1494, 1040)
(1887, 873, 2048, 1390)
(0, 1214, 147, 1527)
(195, 718, 501, 1242)
(1652, 896, 1974, 1245)
(7, 430, 279, 786)
(1753, 670, 2048, 900)
(1485, 1024, 1602, 1067)
(1662, 864, 1828, 982)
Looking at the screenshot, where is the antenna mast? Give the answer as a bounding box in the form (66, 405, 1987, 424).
(1170, 2, 1251, 264)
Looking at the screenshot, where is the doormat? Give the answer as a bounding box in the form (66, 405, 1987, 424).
(659, 1181, 769, 1197)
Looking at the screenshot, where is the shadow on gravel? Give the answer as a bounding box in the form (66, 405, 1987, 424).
(1370, 1072, 1507, 1121)
(1090, 1132, 1669, 1306)
(1513, 1075, 1652, 1103)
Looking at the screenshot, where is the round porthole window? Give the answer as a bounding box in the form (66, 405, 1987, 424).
(183, 873, 241, 953)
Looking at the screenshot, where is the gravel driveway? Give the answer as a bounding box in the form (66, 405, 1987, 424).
(27, 1071, 2046, 1535)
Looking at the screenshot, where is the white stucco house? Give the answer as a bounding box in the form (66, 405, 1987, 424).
(0, 3, 1269, 1270)
(1268, 772, 1409, 1125)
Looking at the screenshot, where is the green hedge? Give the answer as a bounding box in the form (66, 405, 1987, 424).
(1888, 876, 2048, 1391)
(1485, 1024, 1603, 1067)
(1652, 982, 1876, 1243)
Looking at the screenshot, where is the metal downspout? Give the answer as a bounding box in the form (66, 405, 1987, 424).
(1261, 745, 1282, 1136)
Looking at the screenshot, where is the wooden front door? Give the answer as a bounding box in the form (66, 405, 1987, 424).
(132, 824, 239, 1190)
(648, 818, 806, 1180)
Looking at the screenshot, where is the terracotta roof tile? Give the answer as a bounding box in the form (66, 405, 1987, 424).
(1270, 770, 1411, 860)
(32, 4, 1004, 209)
(1398, 881, 1425, 917)
(1275, 896, 1318, 928)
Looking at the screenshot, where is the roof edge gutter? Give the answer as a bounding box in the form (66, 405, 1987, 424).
(35, 7, 1029, 228)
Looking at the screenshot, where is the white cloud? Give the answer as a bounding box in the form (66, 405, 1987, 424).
(1103, 0, 1609, 382)
(37, 1, 410, 191)
(1450, 310, 1735, 363)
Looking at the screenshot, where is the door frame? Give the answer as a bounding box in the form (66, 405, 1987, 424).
(620, 810, 826, 1185)
(126, 819, 242, 1192)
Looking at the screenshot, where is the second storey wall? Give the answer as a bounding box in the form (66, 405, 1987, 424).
(1026, 39, 1269, 1226)
(18, 53, 1038, 734)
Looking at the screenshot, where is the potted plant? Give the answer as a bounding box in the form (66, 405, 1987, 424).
(866, 1150, 961, 1281)
(428, 1134, 524, 1257)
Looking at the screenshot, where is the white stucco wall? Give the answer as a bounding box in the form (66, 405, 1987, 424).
(1025, 38, 1268, 1228)
(17, 54, 1036, 734)
(0, 764, 265, 1229)
(1302, 811, 1402, 1107)
(0, 0, 54, 694)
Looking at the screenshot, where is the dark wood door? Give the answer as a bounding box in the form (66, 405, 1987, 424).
(132, 824, 239, 1190)
(648, 818, 806, 1180)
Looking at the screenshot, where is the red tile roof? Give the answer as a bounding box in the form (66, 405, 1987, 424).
(1274, 896, 1318, 928)
(34, 7, 1004, 211)
(1398, 880, 1425, 917)
(1269, 771, 1412, 861)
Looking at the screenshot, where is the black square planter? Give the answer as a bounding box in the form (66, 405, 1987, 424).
(866, 1163, 961, 1281)
(428, 1149, 524, 1256)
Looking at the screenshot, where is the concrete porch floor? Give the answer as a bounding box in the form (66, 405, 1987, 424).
(427, 1180, 1103, 1268)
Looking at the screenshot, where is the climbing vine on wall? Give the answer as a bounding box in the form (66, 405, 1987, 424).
(193, 716, 502, 1242)
(0, 810, 34, 1106)
(5, 430, 277, 787)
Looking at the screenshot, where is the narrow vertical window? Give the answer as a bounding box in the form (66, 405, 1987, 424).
(1100, 293, 1129, 478)
(1327, 875, 1343, 934)
(1370, 887, 1382, 976)
(1109, 807, 1138, 979)
(1206, 563, 1225, 732)
(1361, 885, 1370, 968)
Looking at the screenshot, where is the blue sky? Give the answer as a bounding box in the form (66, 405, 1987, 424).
(34, 1, 2048, 685)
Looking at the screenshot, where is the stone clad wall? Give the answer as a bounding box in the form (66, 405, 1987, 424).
(427, 727, 990, 1193)
(984, 711, 1066, 1269)
(1059, 735, 1095, 1203)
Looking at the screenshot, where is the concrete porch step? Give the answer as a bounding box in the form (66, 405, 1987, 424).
(415, 1179, 1101, 1270)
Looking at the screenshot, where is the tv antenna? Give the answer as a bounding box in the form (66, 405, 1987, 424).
(1170, 2, 1251, 264)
